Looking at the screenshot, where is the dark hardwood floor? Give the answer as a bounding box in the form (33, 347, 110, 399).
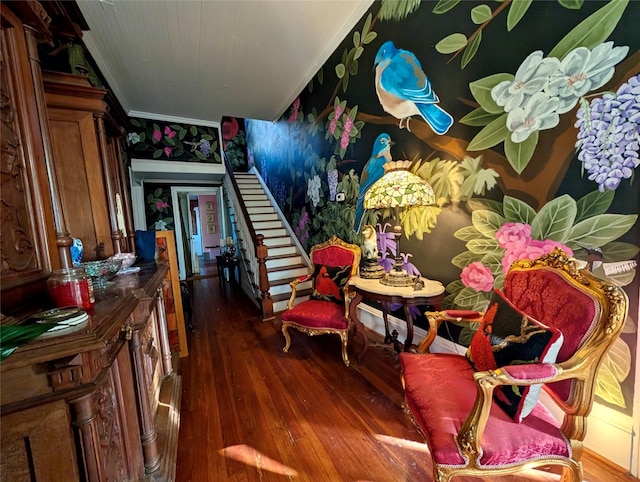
(175, 275, 636, 481)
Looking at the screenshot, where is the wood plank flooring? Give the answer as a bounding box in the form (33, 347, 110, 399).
(175, 276, 636, 482)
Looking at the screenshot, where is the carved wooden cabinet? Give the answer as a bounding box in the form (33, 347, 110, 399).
(0, 262, 181, 481)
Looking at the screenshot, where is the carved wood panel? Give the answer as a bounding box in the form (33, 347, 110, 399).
(1, 5, 55, 294)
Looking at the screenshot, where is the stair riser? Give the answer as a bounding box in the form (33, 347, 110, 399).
(274, 295, 310, 313)
(247, 207, 275, 215)
(262, 236, 292, 247)
(245, 200, 272, 208)
(270, 280, 312, 296)
(249, 214, 279, 222)
(266, 256, 302, 269)
(253, 221, 283, 230)
(256, 228, 287, 237)
(267, 246, 297, 257)
(268, 267, 309, 281)
(242, 195, 269, 201)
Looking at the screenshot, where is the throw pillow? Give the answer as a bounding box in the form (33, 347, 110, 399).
(466, 289, 564, 422)
(309, 264, 351, 305)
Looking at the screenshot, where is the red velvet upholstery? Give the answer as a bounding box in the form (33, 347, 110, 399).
(280, 236, 361, 366)
(281, 300, 349, 330)
(503, 268, 599, 402)
(399, 353, 570, 467)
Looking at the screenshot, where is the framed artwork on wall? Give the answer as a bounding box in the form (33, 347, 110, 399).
(206, 213, 215, 223)
(207, 224, 216, 234)
(205, 201, 214, 211)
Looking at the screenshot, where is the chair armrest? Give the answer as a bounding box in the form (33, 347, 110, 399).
(286, 273, 312, 310)
(456, 363, 563, 464)
(416, 310, 484, 353)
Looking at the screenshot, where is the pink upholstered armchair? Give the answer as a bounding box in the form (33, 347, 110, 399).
(399, 248, 628, 481)
(281, 236, 362, 366)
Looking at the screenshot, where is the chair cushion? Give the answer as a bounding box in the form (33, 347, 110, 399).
(309, 264, 351, 304)
(466, 289, 564, 422)
(281, 299, 349, 330)
(399, 352, 570, 467)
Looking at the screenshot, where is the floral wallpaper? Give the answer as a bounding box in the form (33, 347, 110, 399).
(126, 117, 222, 163)
(143, 184, 174, 231)
(221, 116, 249, 171)
(245, 0, 639, 414)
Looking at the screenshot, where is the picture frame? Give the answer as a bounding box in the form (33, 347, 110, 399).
(205, 201, 214, 211)
(207, 224, 216, 234)
(206, 213, 215, 223)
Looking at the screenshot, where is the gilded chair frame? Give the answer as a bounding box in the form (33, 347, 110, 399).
(282, 236, 361, 366)
(404, 249, 629, 482)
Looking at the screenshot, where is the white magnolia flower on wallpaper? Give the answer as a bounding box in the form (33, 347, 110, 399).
(307, 175, 321, 208)
(491, 51, 559, 113)
(547, 42, 630, 114)
(506, 92, 560, 142)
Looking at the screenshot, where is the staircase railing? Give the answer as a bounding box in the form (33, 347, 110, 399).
(223, 160, 274, 321)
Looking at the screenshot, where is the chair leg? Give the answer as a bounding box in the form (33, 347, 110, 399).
(282, 323, 292, 353)
(339, 332, 350, 366)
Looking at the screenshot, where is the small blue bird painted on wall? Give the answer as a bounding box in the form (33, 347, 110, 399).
(354, 133, 394, 233)
(374, 40, 453, 135)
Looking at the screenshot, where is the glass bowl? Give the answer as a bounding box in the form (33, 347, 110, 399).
(77, 259, 123, 289)
(109, 252, 136, 270)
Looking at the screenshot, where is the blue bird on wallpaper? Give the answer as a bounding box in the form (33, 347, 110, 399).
(374, 40, 453, 135)
(354, 133, 394, 234)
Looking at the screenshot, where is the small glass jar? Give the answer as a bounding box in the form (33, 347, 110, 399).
(47, 268, 95, 311)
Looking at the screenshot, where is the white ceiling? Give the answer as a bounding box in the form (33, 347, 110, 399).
(76, 0, 373, 126)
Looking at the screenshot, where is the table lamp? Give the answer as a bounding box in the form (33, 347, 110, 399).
(363, 160, 435, 286)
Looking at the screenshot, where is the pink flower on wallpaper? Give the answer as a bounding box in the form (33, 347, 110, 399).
(163, 147, 172, 157)
(496, 222, 532, 249)
(501, 240, 574, 273)
(339, 117, 353, 149)
(288, 97, 300, 124)
(334, 104, 343, 118)
(164, 126, 176, 138)
(152, 129, 162, 142)
(329, 118, 338, 135)
(461, 261, 494, 292)
(156, 201, 169, 210)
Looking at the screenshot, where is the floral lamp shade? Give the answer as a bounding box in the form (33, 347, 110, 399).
(363, 161, 435, 210)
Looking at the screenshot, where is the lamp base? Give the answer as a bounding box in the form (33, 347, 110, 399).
(380, 268, 415, 287)
(359, 258, 385, 279)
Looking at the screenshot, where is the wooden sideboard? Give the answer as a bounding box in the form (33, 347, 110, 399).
(0, 261, 182, 481)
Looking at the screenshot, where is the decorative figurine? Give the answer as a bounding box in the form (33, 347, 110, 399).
(359, 225, 385, 279)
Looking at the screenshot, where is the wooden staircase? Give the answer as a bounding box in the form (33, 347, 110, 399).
(233, 172, 312, 313)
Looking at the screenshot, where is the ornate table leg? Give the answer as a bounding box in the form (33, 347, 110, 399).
(349, 291, 368, 364)
(404, 305, 415, 352)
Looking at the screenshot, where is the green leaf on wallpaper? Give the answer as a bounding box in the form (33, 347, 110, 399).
(362, 13, 372, 37)
(504, 131, 538, 174)
(549, 0, 629, 60)
(531, 194, 577, 242)
(575, 190, 615, 222)
(446, 279, 464, 295)
(461, 31, 482, 68)
(566, 214, 637, 249)
(178, 129, 186, 141)
(601, 242, 640, 262)
(354, 46, 364, 60)
(436, 33, 468, 54)
(195, 150, 206, 160)
(363, 32, 378, 44)
(138, 132, 147, 143)
(467, 114, 508, 151)
(190, 126, 197, 136)
(481, 252, 504, 275)
(459, 108, 501, 126)
(451, 251, 483, 269)
(471, 5, 492, 24)
(342, 72, 350, 92)
(455, 225, 482, 242)
(493, 272, 505, 290)
(454, 287, 490, 311)
(472, 209, 506, 237)
(164, 137, 176, 147)
(503, 195, 536, 224)
(153, 149, 163, 158)
(467, 238, 501, 254)
(378, 0, 422, 20)
(353, 31, 361, 47)
(335, 63, 345, 79)
(469, 74, 512, 113)
(349, 58, 359, 75)
(558, 0, 584, 9)
(467, 198, 504, 215)
(130, 118, 143, 127)
(433, 0, 461, 15)
(458, 322, 481, 347)
(507, 0, 533, 31)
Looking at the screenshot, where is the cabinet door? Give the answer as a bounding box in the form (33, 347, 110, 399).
(47, 107, 113, 260)
(0, 4, 57, 299)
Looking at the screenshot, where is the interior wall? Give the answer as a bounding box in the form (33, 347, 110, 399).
(198, 194, 220, 259)
(242, 0, 640, 471)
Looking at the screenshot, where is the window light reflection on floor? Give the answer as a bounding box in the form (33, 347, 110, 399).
(219, 444, 299, 477)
